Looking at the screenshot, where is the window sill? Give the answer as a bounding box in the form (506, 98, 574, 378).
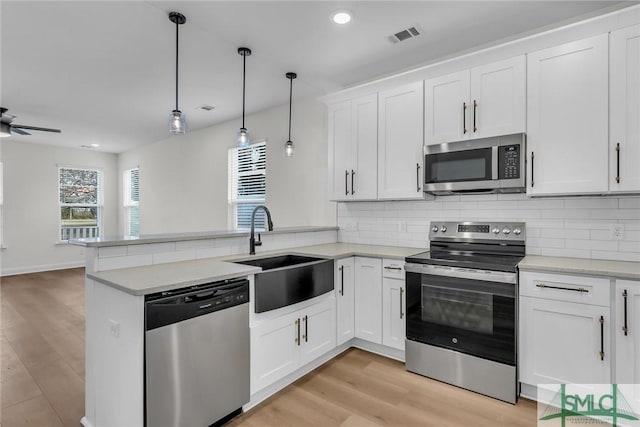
(55, 241, 69, 246)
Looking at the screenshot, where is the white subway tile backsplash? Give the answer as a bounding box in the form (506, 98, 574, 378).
(98, 246, 127, 258)
(337, 194, 640, 262)
(127, 242, 176, 256)
(153, 250, 198, 264)
(98, 254, 153, 271)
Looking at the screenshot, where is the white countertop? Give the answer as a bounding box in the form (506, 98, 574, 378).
(88, 243, 425, 295)
(519, 255, 640, 280)
(70, 226, 338, 247)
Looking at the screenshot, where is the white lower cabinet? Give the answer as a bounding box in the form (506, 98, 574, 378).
(382, 259, 406, 351)
(616, 280, 640, 406)
(336, 257, 356, 345)
(354, 257, 383, 343)
(251, 298, 336, 394)
(519, 271, 611, 387)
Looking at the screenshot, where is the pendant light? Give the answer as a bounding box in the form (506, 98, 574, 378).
(168, 12, 186, 134)
(285, 72, 297, 157)
(237, 47, 252, 148)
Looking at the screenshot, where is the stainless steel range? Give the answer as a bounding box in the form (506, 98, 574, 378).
(404, 221, 525, 403)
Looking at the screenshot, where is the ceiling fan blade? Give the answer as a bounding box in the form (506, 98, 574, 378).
(11, 124, 61, 133)
(11, 128, 31, 136)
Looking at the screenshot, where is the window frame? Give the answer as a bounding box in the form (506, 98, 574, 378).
(228, 140, 267, 231)
(58, 166, 104, 243)
(123, 167, 140, 237)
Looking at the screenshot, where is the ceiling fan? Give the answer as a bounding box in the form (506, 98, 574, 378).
(0, 107, 62, 137)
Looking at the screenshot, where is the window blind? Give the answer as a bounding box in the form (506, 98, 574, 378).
(229, 142, 266, 230)
(124, 168, 140, 236)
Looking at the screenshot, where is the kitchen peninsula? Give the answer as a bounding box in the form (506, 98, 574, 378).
(71, 227, 422, 427)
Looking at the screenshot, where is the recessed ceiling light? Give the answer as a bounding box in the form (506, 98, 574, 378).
(81, 143, 100, 149)
(331, 10, 352, 25)
(90, 143, 100, 148)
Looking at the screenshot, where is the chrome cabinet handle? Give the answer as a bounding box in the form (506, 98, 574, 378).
(339, 265, 344, 296)
(351, 170, 355, 195)
(400, 287, 404, 319)
(344, 170, 349, 196)
(473, 100, 478, 132)
(623, 289, 628, 336)
(416, 163, 421, 192)
(616, 143, 621, 184)
(536, 283, 589, 293)
(531, 152, 535, 188)
(599, 315, 605, 361)
(295, 318, 300, 345)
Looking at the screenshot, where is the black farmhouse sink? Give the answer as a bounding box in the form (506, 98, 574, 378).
(234, 254, 334, 313)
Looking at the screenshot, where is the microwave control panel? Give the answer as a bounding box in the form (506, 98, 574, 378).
(498, 145, 521, 180)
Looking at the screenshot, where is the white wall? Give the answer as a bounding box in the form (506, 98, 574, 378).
(338, 195, 640, 262)
(0, 140, 118, 275)
(117, 97, 335, 235)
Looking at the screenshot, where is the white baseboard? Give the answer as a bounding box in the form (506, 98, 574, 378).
(1, 260, 85, 277)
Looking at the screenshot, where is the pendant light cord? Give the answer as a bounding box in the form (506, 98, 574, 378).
(175, 20, 179, 111)
(288, 77, 293, 140)
(242, 53, 246, 128)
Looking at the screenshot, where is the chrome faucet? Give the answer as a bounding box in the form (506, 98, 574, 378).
(249, 205, 274, 255)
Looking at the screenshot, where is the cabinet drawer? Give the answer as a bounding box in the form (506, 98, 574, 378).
(520, 271, 610, 306)
(382, 259, 405, 279)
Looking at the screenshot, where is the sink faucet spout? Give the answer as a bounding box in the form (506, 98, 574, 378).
(249, 205, 274, 255)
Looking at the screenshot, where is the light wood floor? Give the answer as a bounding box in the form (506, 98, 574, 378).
(1, 268, 537, 427)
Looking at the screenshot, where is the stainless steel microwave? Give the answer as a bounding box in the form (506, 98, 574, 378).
(423, 133, 526, 195)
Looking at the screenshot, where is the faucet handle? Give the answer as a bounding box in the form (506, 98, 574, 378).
(255, 233, 262, 247)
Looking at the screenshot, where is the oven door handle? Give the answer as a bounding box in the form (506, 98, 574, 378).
(405, 263, 517, 284)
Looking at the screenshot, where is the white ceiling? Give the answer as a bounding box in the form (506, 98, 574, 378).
(1, 1, 634, 153)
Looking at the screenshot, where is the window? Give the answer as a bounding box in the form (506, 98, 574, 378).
(228, 141, 266, 230)
(59, 167, 102, 241)
(0, 162, 3, 246)
(124, 168, 140, 237)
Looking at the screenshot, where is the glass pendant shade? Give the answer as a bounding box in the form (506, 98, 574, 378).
(237, 127, 250, 148)
(285, 140, 294, 157)
(169, 110, 186, 134)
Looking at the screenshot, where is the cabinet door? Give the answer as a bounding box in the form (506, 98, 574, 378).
(527, 34, 609, 195)
(470, 56, 525, 138)
(519, 296, 611, 386)
(328, 100, 353, 200)
(616, 281, 640, 406)
(610, 25, 640, 193)
(382, 277, 405, 351)
(351, 94, 378, 200)
(300, 299, 337, 366)
(354, 257, 383, 343)
(250, 311, 300, 394)
(336, 257, 355, 345)
(424, 70, 470, 145)
(378, 82, 425, 200)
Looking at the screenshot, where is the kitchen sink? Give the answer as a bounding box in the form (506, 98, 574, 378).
(234, 254, 334, 313)
(234, 254, 324, 271)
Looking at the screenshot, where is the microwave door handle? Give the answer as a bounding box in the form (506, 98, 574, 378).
(491, 146, 498, 180)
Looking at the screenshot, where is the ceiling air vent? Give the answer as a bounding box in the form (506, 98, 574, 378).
(389, 26, 421, 43)
(197, 104, 215, 112)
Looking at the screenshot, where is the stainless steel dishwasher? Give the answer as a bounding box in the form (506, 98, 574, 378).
(145, 277, 249, 427)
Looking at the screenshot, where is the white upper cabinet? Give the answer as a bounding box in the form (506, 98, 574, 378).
(469, 56, 526, 138)
(328, 95, 378, 201)
(424, 56, 525, 146)
(610, 24, 640, 193)
(527, 34, 609, 196)
(424, 70, 470, 144)
(378, 82, 425, 200)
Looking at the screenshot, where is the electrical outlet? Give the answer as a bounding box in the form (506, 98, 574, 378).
(610, 224, 624, 240)
(109, 319, 120, 338)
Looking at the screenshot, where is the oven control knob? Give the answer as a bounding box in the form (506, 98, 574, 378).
(441, 226, 447, 232)
(513, 227, 522, 235)
(432, 225, 439, 232)
(502, 227, 511, 235)
(492, 228, 501, 234)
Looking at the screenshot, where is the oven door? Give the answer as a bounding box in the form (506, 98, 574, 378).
(405, 264, 516, 365)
